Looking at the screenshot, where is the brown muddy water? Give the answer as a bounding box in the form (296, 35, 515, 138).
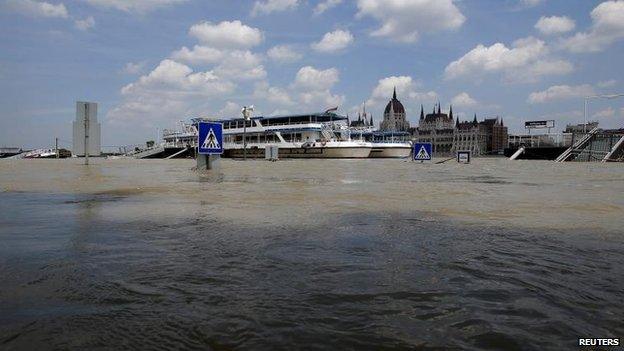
(0, 158, 623, 350)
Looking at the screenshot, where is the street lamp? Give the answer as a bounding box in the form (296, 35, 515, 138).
(241, 105, 254, 160)
(584, 93, 624, 132)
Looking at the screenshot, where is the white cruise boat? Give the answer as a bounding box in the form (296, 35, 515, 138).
(350, 129, 412, 158)
(216, 111, 372, 158)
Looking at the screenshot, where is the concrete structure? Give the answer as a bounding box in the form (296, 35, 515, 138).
(380, 88, 410, 132)
(72, 102, 101, 157)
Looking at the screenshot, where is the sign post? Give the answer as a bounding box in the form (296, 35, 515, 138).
(457, 150, 471, 164)
(197, 121, 223, 171)
(413, 142, 433, 162)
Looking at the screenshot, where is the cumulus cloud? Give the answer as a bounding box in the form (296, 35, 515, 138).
(122, 61, 146, 75)
(171, 45, 224, 65)
(444, 36, 573, 82)
(2, 0, 68, 18)
(218, 101, 241, 117)
(212, 51, 266, 81)
(527, 84, 595, 104)
(535, 16, 575, 35)
(253, 81, 295, 106)
(251, 0, 298, 16)
(311, 29, 354, 53)
(356, 0, 465, 43)
(85, 0, 187, 13)
(366, 76, 438, 115)
(291, 66, 344, 109)
(519, 0, 544, 8)
(108, 59, 235, 126)
(593, 107, 616, 118)
(293, 66, 339, 91)
(267, 45, 302, 62)
(597, 79, 617, 88)
(562, 1, 624, 53)
(189, 21, 263, 49)
(74, 16, 95, 31)
(313, 0, 342, 15)
(451, 92, 478, 107)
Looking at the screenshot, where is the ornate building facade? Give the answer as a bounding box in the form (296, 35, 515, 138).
(414, 104, 508, 156)
(415, 103, 455, 155)
(380, 88, 410, 132)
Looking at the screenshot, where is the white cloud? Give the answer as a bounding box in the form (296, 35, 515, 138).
(516, 59, 574, 83)
(251, 0, 298, 16)
(189, 21, 263, 49)
(213, 51, 266, 81)
(3, 0, 68, 18)
(597, 79, 617, 88)
(451, 92, 477, 107)
(292, 66, 344, 109)
(108, 59, 235, 126)
(84, 0, 187, 13)
(562, 1, 624, 53)
(520, 0, 544, 8)
(121, 59, 234, 96)
(218, 101, 241, 117)
(527, 84, 595, 104)
(593, 107, 616, 118)
(293, 66, 339, 91)
(535, 16, 575, 35)
(253, 82, 295, 106)
(445, 36, 572, 82)
(311, 29, 353, 53)
(171, 45, 224, 65)
(171, 46, 265, 81)
(356, 0, 465, 43)
(123, 61, 146, 75)
(313, 0, 342, 15)
(267, 45, 302, 62)
(366, 75, 438, 114)
(74, 16, 95, 31)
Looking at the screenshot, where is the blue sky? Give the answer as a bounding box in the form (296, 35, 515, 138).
(1, 0, 623, 148)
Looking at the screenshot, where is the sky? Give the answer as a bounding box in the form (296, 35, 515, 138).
(1, 0, 624, 149)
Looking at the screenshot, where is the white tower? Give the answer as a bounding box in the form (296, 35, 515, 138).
(72, 101, 101, 157)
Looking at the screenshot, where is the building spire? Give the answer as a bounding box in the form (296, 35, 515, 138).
(473, 113, 477, 124)
(437, 102, 441, 114)
(370, 114, 373, 127)
(449, 105, 453, 120)
(420, 104, 424, 120)
(393, 86, 397, 100)
(455, 117, 459, 128)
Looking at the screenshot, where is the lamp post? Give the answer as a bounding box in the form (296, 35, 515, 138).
(584, 93, 624, 132)
(241, 105, 254, 160)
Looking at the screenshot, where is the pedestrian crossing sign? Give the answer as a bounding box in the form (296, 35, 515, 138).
(198, 121, 223, 155)
(413, 142, 432, 161)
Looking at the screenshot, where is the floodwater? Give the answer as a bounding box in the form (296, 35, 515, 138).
(0, 158, 623, 350)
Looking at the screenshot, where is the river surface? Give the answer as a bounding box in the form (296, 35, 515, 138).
(1, 158, 623, 350)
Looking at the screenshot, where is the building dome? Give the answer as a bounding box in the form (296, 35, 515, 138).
(384, 88, 405, 114)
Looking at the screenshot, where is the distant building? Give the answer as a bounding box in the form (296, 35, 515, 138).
(72, 101, 101, 156)
(349, 104, 374, 128)
(481, 117, 508, 154)
(452, 114, 487, 155)
(414, 103, 508, 156)
(415, 103, 455, 155)
(379, 88, 410, 132)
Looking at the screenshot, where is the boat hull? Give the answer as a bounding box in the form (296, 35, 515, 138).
(369, 146, 412, 158)
(224, 146, 371, 159)
(367, 142, 412, 158)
